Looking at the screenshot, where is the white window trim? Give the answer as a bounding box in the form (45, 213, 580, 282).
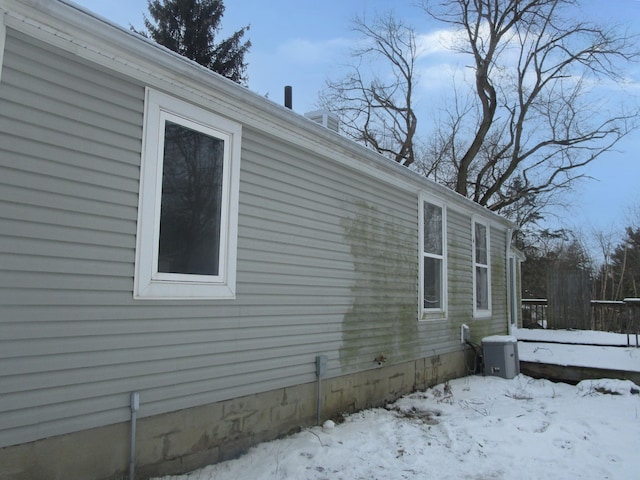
(472, 217, 492, 318)
(418, 193, 447, 320)
(134, 88, 241, 299)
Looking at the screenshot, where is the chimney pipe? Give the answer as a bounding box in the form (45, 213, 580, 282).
(284, 86, 293, 109)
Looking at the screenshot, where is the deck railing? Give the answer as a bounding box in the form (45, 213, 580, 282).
(522, 298, 640, 337)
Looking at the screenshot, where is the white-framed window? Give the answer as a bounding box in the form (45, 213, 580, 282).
(419, 194, 447, 318)
(134, 88, 241, 299)
(473, 218, 491, 317)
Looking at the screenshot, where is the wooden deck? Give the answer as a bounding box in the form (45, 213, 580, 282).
(515, 328, 640, 385)
(520, 360, 640, 385)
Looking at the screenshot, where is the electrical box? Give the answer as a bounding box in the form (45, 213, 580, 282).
(482, 336, 519, 379)
(460, 324, 470, 344)
(316, 355, 328, 377)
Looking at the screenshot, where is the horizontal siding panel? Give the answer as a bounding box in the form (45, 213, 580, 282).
(0, 132, 140, 179)
(0, 202, 136, 237)
(243, 130, 416, 222)
(0, 304, 348, 327)
(1, 326, 343, 377)
(2, 68, 141, 135)
(0, 396, 131, 446)
(0, 271, 128, 292)
(2, 326, 347, 359)
(1, 149, 139, 195)
(6, 30, 143, 119)
(1, 163, 138, 209)
(0, 97, 141, 155)
(0, 185, 136, 227)
(0, 288, 134, 307)
(0, 236, 132, 264)
(0, 217, 133, 249)
(1, 341, 343, 399)
(1, 349, 331, 416)
(0, 116, 140, 169)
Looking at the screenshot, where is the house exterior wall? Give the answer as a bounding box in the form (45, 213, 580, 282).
(0, 1, 515, 478)
(0, 351, 470, 480)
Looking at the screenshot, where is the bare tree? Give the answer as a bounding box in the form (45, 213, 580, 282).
(319, 14, 422, 167)
(593, 228, 616, 299)
(425, 0, 638, 212)
(321, 0, 639, 224)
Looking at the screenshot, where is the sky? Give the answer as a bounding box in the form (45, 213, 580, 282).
(145, 326, 640, 480)
(69, 0, 640, 252)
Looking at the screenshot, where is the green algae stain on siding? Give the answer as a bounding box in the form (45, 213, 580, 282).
(340, 199, 419, 373)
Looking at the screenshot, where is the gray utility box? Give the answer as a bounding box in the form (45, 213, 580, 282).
(482, 335, 520, 379)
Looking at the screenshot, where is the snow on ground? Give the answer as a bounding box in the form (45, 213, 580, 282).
(154, 375, 640, 480)
(515, 328, 639, 347)
(518, 342, 640, 372)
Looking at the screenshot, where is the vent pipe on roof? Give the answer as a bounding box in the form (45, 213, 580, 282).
(284, 86, 293, 109)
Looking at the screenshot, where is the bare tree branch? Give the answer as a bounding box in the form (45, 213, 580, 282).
(319, 14, 422, 167)
(321, 0, 640, 229)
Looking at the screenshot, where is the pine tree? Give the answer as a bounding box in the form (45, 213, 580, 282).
(610, 228, 640, 300)
(135, 0, 250, 84)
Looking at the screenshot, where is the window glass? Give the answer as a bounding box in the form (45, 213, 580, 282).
(421, 199, 445, 315)
(424, 256, 442, 309)
(473, 219, 490, 315)
(475, 222, 487, 265)
(424, 203, 443, 255)
(158, 121, 224, 276)
(476, 266, 489, 310)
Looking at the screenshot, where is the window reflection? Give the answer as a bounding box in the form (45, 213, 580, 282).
(423, 202, 443, 311)
(158, 121, 224, 276)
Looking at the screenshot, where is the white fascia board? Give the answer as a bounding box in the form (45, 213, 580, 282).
(3, 0, 513, 230)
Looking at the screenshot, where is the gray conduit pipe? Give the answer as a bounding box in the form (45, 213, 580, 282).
(315, 355, 327, 425)
(130, 392, 140, 480)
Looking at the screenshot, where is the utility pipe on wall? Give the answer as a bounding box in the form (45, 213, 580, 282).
(129, 392, 140, 480)
(315, 355, 327, 425)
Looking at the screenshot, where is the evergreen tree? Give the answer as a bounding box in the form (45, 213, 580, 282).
(610, 228, 640, 300)
(135, 0, 250, 84)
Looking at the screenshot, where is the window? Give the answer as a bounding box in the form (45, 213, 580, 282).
(473, 219, 491, 316)
(419, 195, 446, 317)
(134, 89, 241, 299)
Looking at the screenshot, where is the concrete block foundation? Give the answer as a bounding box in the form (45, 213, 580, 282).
(0, 350, 468, 480)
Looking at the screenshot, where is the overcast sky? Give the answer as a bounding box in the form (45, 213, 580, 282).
(69, 0, 640, 248)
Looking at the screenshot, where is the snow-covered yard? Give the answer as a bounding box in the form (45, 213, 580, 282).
(154, 374, 640, 480)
